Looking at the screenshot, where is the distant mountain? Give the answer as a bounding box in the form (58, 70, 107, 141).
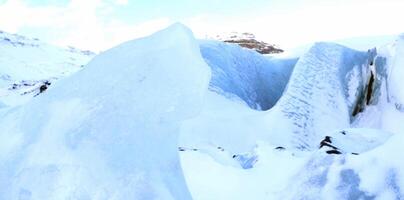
(0, 30, 95, 106)
(212, 32, 284, 54)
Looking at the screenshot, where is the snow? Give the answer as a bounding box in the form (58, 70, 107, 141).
(180, 142, 308, 200)
(181, 33, 404, 200)
(1, 23, 404, 200)
(322, 128, 392, 154)
(0, 30, 94, 107)
(388, 34, 404, 108)
(278, 130, 404, 200)
(281, 35, 396, 58)
(0, 23, 210, 199)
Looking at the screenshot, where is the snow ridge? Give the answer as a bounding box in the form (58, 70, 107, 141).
(268, 42, 374, 150)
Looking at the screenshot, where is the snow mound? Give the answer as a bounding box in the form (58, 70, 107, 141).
(200, 40, 296, 110)
(263, 42, 375, 150)
(0, 23, 210, 199)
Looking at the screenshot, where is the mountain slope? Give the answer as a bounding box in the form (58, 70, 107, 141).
(0, 30, 95, 106)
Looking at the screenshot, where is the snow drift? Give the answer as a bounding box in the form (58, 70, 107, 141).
(0, 23, 210, 199)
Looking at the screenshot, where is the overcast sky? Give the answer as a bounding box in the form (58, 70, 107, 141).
(0, 0, 403, 52)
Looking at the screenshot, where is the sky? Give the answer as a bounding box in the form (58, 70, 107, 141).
(0, 0, 403, 52)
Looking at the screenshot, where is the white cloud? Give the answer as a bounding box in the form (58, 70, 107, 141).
(183, 0, 404, 49)
(0, 0, 403, 51)
(0, 0, 172, 51)
(114, 0, 128, 5)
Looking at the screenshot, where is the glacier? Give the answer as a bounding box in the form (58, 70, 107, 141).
(1, 23, 404, 200)
(180, 33, 404, 199)
(200, 40, 296, 110)
(262, 42, 376, 150)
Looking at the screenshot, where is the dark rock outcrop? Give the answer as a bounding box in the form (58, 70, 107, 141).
(223, 38, 284, 54)
(215, 32, 284, 54)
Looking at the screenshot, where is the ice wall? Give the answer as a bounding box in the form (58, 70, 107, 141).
(264, 42, 375, 150)
(200, 40, 296, 110)
(0, 23, 210, 200)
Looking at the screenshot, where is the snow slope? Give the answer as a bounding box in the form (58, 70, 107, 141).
(0, 30, 95, 106)
(0, 23, 210, 199)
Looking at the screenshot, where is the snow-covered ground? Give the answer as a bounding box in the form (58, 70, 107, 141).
(0, 24, 404, 199)
(0, 30, 95, 107)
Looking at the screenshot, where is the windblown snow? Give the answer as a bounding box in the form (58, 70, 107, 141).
(0, 23, 404, 200)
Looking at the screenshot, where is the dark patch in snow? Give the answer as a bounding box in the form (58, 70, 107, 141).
(319, 136, 342, 154)
(366, 71, 375, 105)
(178, 146, 199, 152)
(217, 146, 224, 151)
(275, 146, 286, 151)
(326, 149, 342, 155)
(320, 136, 338, 150)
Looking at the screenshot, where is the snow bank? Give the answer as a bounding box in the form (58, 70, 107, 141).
(0, 23, 210, 199)
(200, 40, 296, 110)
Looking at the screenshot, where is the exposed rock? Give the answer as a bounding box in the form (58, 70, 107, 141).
(275, 146, 286, 151)
(214, 32, 284, 54)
